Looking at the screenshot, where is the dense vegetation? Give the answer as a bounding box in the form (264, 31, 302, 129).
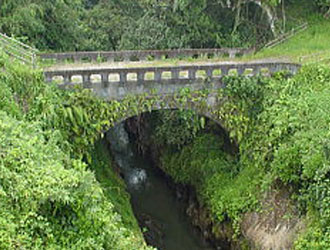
(0, 51, 209, 249)
(0, 53, 152, 249)
(150, 65, 330, 248)
(0, 0, 330, 249)
(0, 0, 328, 51)
(2, 48, 329, 248)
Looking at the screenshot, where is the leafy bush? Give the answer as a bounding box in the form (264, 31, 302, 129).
(0, 53, 152, 249)
(151, 109, 205, 148)
(160, 132, 259, 237)
(237, 65, 330, 247)
(159, 65, 330, 246)
(161, 133, 231, 184)
(0, 112, 149, 249)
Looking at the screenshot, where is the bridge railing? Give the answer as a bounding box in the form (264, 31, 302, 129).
(40, 48, 254, 64)
(0, 32, 38, 67)
(44, 61, 301, 87)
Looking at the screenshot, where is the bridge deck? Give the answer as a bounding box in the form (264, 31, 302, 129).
(44, 58, 290, 72)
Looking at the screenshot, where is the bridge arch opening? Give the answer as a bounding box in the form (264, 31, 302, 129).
(123, 109, 238, 155)
(102, 109, 238, 249)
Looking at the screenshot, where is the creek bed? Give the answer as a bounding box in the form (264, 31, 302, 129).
(107, 123, 215, 250)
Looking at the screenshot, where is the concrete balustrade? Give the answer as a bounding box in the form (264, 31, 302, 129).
(45, 62, 300, 85)
(44, 61, 300, 100)
(40, 48, 254, 64)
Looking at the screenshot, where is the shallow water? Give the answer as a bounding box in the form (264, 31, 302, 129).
(107, 123, 214, 250)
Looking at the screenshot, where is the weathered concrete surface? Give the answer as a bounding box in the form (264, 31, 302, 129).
(40, 48, 254, 64)
(44, 60, 300, 100)
(43, 58, 300, 124)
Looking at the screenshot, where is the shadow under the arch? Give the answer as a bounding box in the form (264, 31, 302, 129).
(104, 109, 237, 249)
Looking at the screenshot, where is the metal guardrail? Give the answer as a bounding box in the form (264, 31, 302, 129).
(0, 32, 38, 68)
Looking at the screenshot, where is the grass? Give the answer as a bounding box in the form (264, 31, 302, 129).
(250, 16, 330, 65)
(91, 140, 143, 236)
(247, 0, 330, 65)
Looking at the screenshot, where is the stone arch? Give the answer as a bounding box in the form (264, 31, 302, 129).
(110, 92, 225, 128)
(105, 92, 240, 151)
(111, 106, 239, 158)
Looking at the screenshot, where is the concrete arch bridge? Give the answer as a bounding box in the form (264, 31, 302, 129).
(42, 48, 300, 125)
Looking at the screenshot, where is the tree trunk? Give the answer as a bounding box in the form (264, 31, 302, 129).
(232, 0, 243, 34)
(282, 0, 286, 33)
(250, 0, 278, 37)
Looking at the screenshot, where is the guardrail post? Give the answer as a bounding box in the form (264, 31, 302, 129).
(32, 53, 36, 69)
(229, 50, 236, 58)
(206, 69, 213, 78)
(101, 73, 109, 83)
(83, 74, 91, 84)
(221, 67, 229, 76)
(237, 67, 245, 75)
(45, 73, 53, 83)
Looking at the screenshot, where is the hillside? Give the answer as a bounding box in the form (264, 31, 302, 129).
(0, 0, 329, 249)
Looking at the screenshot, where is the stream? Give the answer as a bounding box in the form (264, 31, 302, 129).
(106, 123, 215, 250)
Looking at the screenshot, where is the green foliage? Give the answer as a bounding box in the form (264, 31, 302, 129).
(152, 109, 205, 148)
(160, 132, 259, 238)
(294, 220, 330, 249)
(119, 11, 183, 50)
(90, 141, 142, 235)
(0, 53, 153, 249)
(0, 111, 149, 249)
(81, 1, 129, 51)
(215, 75, 267, 144)
(0, 52, 159, 160)
(157, 65, 330, 246)
(317, 0, 330, 12)
(0, 52, 219, 249)
(253, 15, 330, 65)
(204, 164, 260, 236)
(0, 0, 85, 51)
(3, 0, 320, 51)
(161, 133, 231, 184)
(235, 65, 330, 247)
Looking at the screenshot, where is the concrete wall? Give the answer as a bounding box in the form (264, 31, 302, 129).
(44, 61, 301, 100)
(40, 48, 254, 63)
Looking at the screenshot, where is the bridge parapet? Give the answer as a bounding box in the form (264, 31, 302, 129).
(44, 61, 300, 100)
(40, 48, 254, 64)
(45, 61, 300, 85)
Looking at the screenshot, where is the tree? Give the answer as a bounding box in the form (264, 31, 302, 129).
(120, 0, 221, 49)
(217, 0, 282, 37)
(81, 0, 128, 50)
(0, 0, 85, 51)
